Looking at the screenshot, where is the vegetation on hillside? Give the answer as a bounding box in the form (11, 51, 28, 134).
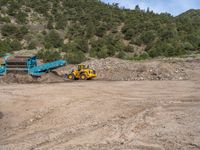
(0, 0, 200, 63)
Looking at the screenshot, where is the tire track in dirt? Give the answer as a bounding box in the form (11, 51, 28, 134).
(32, 105, 161, 150)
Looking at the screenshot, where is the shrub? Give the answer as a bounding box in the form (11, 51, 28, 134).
(182, 42, 194, 50)
(0, 40, 12, 56)
(28, 40, 36, 50)
(1, 24, 18, 36)
(96, 24, 107, 37)
(10, 39, 22, 51)
(0, 16, 11, 23)
(116, 50, 126, 59)
(133, 52, 150, 60)
(64, 50, 86, 64)
(97, 46, 108, 58)
(0, 39, 22, 55)
(89, 48, 98, 58)
(44, 30, 63, 48)
(123, 45, 135, 52)
(123, 28, 135, 40)
(15, 26, 29, 40)
(16, 11, 28, 24)
(75, 39, 89, 53)
(1, 24, 29, 40)
(37, 49, 61, 62)
(148, 41, 186, 58)
(140, 31, 156, 44)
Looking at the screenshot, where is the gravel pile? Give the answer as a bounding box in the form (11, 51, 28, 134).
(83, 58, 188, 81)
(0, 58, 190, 84)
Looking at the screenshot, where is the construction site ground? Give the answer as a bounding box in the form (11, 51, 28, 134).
(0, 58, 200, 150)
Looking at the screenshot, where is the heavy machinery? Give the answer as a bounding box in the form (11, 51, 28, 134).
(67, 64, 97, 80)
(0, 58, 5, 75)
(0, 55, 66, 76)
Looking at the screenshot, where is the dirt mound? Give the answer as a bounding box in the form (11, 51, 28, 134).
(0, 72, 65, 84)
(83, 58, 188, 81)
(0, 58, 193, 84)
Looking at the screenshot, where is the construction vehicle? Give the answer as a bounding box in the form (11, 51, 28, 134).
(0, 58, 5, 75)
(0, 55, 66, 76)
(67, 64, 97, 80)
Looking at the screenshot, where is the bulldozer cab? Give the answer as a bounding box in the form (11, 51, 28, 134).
(78, 64, 89, 71)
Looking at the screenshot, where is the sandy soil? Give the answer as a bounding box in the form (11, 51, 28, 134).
(0, 58, 200, 150)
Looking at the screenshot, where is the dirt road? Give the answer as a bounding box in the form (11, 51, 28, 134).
(0, 79, 200, 150)
(0, 57, 200, 150)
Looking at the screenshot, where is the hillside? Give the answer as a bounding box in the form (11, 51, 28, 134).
(177, 9, 200, 18)
(0, 0, 200, 63)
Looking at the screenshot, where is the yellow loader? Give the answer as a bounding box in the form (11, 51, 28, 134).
(67, 64, 97, 80)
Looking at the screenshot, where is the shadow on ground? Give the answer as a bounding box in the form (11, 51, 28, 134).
(0, 112, 3, 119)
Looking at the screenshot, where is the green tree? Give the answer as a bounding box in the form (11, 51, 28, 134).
(140, 31, 156, 44)
(97, 46, 108, 58)
(124, 45, 135, 52)
(37, 49, 61, 62)
(65, 50, 86, 64)
(16, 11, 28, 24)
(0, 39, 21, 55)
(86, 21, 95, 39)
(116, 50, 126, 59)
(1, 24, 18, 36)
(28, 40, 36, 50)
(44, 30, 63, 48)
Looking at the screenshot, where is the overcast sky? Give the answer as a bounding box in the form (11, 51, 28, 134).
(101, 0, 200, 16)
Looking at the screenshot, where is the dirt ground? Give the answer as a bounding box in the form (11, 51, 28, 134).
(0, 58, 200, 150)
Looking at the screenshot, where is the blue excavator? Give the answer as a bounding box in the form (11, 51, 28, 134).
(0, 55, 66, 76)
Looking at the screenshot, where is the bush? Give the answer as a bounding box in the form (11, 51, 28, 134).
(44, 30, 63, 48)
(28, 40, 36, 50)
(61, 43, 75, 52)
(75, 39, 89, 53)
(140, 31, 156, 44)
(16, 11, 28, 24)
(10, 39, 22, 51)
(182, 42, 194, 50)
(148, 41, 186, 58)
(116, 50, 126, 59)
(89, 48, 98, 58)
(0, 40, 12, 56)
(0, 16, 11, 23)
(122, 26, 135, 40)
(123, 45, 135, 52)
(65, 50, 86, 64)
(0, 39, 22, 55)
(96, 24, 107, 37)
(1, 24, 28, 40)
(186, 34, 200, 49)
(15, 26, 29, 40)
(131, 37, 143, 46)
(37, 49, 61, 62)
(133, 52, 150, 60)
(1, 24, 18, 36)
(97, 46, 108, 58)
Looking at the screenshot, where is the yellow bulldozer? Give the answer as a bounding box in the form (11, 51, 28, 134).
(67, 64, 97, 80)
